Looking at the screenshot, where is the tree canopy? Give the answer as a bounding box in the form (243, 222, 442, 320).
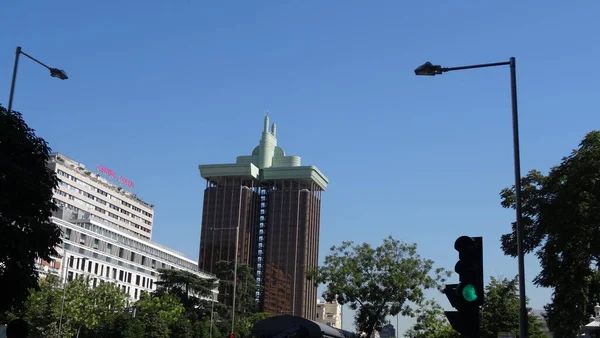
(479, 276, 547, 338)
(499, 131, 600, 337)
(152, 266, 266, 337)
(2, 270, 266, 338)
(405, 299, 460, 338)
(308, 236, 449, 338)
(154, 267, 218, 317)
(152, 268, 219, 335)
(6, 275, 129, 338)
(0, 105, 61, 313)
(215, 260, 259, 317)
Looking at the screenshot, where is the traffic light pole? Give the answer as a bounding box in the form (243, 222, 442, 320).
(444, 236, 483, 338)
(510, 58, 528, 338)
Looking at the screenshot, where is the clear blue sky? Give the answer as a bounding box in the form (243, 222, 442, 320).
(3, 0, 600, 334)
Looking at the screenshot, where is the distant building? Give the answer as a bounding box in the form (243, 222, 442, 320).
(379, 324, 396, 338)
(316, 300, 342, 328)
(198, 115, 328, 319)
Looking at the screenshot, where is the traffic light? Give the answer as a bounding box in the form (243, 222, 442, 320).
(444, 236, 483, 337)
(229, 334, 235, 338)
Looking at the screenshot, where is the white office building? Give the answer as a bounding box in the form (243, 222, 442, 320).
(48, 153, 154, 239)
(35, 208, 216, 301)
(34, 153, 217, 301)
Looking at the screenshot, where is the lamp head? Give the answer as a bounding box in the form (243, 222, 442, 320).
(414, 62, 443, 76)
(50, 68, 68, 80)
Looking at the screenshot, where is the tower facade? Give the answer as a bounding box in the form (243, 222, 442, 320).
(198, 115, 328, 319)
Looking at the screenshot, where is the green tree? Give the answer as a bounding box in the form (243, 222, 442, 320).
(307, 236, 449, 338)
(154, 268, 218, 320)
(499, 131, 600, 337)
(5, 275, 129, 338)
(137, 291, 184, 324)
(216, 260, 259, 317)
(169, 316, 193, 338)
(480, 277, 547, 338)
(61, 277, 128, 337)
(134, 291, 185, 338)
(154, 268, 216, 300)
(91, 311, 140, 338)
(19, 275, 63, 338)
(214, 260, 260, 337)
(405, 299, 460, 338)
(0, 106, 61, 313)
(235, 312, 271, 338)
(195, 311, 225, 338)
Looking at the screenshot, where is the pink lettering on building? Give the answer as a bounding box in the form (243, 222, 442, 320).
(119, 176, 135, 189)
(97, 164, 135, 188)
(97, 164, 117, 178)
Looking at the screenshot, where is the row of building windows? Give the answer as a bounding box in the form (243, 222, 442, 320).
(57, 169, 154, 223)
(67, 254, 154, 289)
(34, 257, 147, 301)
(55, 182, 152, 234)
(63, 253, 153, 301)
(57, 214, 203, 274)
(63, 242, 157, 277)
(56, 200, 153, 241)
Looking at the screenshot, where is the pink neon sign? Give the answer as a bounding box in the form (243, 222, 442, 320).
(119, 176, 134, 188)
(97, 164, 135, 189)
(97, 164, 116, 179)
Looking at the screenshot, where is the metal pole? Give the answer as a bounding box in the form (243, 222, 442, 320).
(341, 303, 343, 330)
(231, 184, 243, 335)
(58, 253, 70, 337)
(510, 57, 528, 338)
(231, 226, 240, 334)
(209, 292, 215, 338)
(292, 188, 300, 315)
(19, 50, 54, 70)
(7, 47, 22, 114)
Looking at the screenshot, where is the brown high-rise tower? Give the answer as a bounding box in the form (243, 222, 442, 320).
(198, 115, 328, 320)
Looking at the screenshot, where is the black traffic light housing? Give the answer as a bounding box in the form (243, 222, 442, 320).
(444, 236, 483, 338)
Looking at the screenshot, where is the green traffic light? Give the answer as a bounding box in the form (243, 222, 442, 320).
(462, 284, 478, 302)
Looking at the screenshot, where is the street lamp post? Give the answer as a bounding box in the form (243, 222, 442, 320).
(208, 225, 240, 335)
(58, 251, 72, 337)
(209, 291, 216, 338)
(414, 57, 527, 338)
(6, 46, 68, 114)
